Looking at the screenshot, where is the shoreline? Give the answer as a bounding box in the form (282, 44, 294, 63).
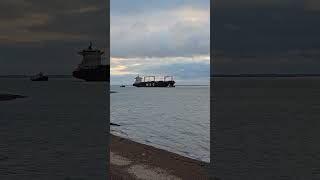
(1, 93, 209, 179)
(110, 134, 209, 179)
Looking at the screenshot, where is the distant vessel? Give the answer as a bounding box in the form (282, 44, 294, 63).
(120, 85, 126, 87)
(133, 75, 175, 87)
(31, 72, 48, 81)
(72, 42, 108, 81)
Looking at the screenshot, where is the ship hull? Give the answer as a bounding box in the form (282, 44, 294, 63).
(133, 81, 175, 87)
(72, 65, 109, 81)
(31, 76, 48, 81)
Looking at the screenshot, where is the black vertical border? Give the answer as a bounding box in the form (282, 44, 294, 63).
(105, 0, 111, 179)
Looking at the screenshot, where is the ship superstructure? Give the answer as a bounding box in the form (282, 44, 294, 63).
(133, 75, 175, 87)
(72, 42, 109, 81)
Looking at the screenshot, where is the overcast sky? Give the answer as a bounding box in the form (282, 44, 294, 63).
(110, 0, 210, 85)
(1, 0, 319, 83)
(0, 0, 107, 75)
(213, 0, 320, 74)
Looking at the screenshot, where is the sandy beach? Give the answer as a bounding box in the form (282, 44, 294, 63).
(110, 134, 209, 180)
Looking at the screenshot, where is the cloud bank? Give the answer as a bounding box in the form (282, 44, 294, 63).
(212, 0, 320, 75)
(111, 0, 210, 85)
(0, 0, 107, 75)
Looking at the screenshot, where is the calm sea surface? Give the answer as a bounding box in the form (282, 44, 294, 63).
(212, 77, 320, 180)
(5, 77, 317, 179)
(110, 85, 210, 162)
(0, 78, 107, 180)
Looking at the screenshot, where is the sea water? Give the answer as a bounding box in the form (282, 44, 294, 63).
(212, 77, 320, 180)
(0, 78, 107, 180)
(111, 85, 210, 162)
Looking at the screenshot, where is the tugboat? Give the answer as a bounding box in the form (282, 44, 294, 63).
(31, 72, 48, 81)
(133, 75, 175, 87)
(72, 42, 109, 81)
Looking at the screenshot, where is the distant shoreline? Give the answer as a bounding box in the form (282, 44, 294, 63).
(0, 75, 73, 78)
(3, 74, 320, 78)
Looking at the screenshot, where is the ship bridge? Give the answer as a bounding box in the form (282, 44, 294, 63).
(78, 42, 104, 68)
(134, 75, 143, 83)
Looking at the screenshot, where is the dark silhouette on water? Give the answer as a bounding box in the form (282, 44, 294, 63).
(72, 42, 109, 81)
(0, 94, 27, 101)
(30, 72, 48, 81)
(133, 75, 175, 87)
(110, 123, 120, 126)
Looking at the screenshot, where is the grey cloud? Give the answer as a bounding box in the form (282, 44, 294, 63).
(0, 0, 104, 20)
(304, 0, 320, 11)
(110, 0, 210, 84)
(212, 1, 320, 74)
(111, 62, 209, 85)
(111, 0, 209, 15)
(214, 0, 300, 8)
(0, 0, 107, 75)
(213, 7, 320, 56)
(111, 7, 209, 57)
(0, 0, 107, 42)
(142, 62, 209, 79)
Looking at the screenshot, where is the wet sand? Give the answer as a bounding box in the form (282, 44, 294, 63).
(0, 94, 26, 101)
(110, 134, 209, 180)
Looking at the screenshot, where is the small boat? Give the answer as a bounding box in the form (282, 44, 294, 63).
(31, 72, 48, 81)
(120, 85, 125, 87)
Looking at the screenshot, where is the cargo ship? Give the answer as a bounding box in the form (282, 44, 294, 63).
(133, 75, 175, 87)
(72, 42, 109, 81)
